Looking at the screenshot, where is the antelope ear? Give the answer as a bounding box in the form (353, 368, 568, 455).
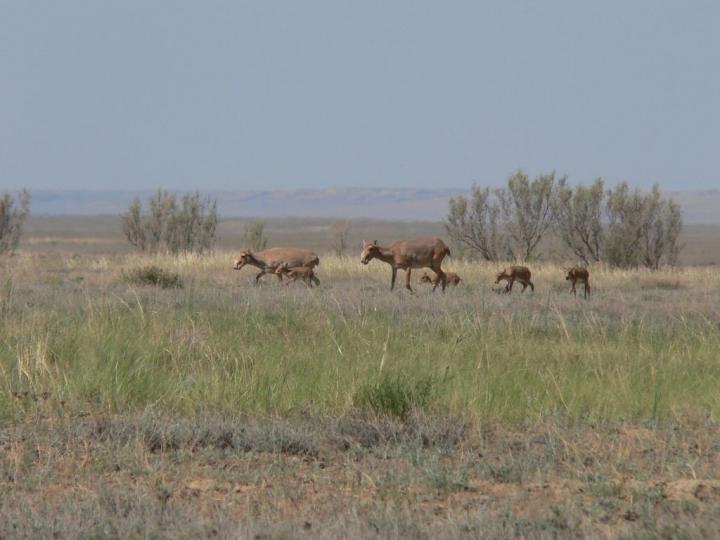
(373, 240, 378, 246)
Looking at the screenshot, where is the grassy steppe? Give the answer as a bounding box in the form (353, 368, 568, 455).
(2, 253, 720, 423)
(2, 251, 720, 538)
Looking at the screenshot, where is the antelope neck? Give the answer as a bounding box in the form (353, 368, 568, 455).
(244, 254, 264, 269)
(373, 246, 395, 263)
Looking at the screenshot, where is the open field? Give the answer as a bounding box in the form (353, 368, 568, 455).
(22, 215, 720, 266)
(2, 243, 720, 537)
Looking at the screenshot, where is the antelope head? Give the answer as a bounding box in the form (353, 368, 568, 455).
(360, 240, 380, 265)
(495, 269, 509, 284)
(233, 250, 253, 270)
(275, 262, 291, 275)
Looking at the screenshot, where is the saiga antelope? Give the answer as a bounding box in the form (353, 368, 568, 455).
(274, 262, 320, 287)
(496, 266, 534, 293)
(233, 247, 320, 284)
(565, 267, 590, 298)
(420, 271, 462, 287)
(360, 237, 451, 292)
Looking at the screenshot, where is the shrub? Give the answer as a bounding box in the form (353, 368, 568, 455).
(357, 374, 434, 421)
(124, 266, 183, 289)
(331, 220, 352, 256)
(555, 178, 605, 264)
(446, 185, 505, 261)
(451, 175, 683, 268)
(242, 220, 268, 251)
(446, 171, 562, 261)
(605, 183, 682, 269)
(121, 190, 218, 254)
(0, 190, 31, 255)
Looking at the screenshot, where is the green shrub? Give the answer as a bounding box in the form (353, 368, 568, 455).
(357, 374, 434, 421)
(0, 189, 31, 254)
(122, 190, 218, 254)
(124, 266, 183, 289)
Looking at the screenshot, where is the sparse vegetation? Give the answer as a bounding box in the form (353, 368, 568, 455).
(0, 189, 31, 255)
(446, 171, 562, 261)
(242, 219, 268, 251)
(357, 374, 434, 421)
(448, 174, 683, 268)
(3, 252, 720, 422)
(121, 189, 218, 254)
(124, 265, 183, 288)
(555, 178, 605, 264)
(2, 410, 720, 538)
(2, 241, 719, 538)
(605, 183, 683, 269)
(498, 170, 563, 261)
(331, 220, 351, 256)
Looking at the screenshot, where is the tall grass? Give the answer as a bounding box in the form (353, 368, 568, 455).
(1, 252, 720, 423)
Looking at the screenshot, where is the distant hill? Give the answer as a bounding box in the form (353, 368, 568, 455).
(26, 187, 720, 224)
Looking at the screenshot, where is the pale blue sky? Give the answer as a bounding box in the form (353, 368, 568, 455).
(2, 1, 719, 191)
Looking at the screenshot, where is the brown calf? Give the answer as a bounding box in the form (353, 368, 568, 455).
(233, 247, 319, 284)
(496, 266, 534, 293)
(275, 262, 320, 287)
(565, 267, 590, 298)
(420, 271, 462, 287)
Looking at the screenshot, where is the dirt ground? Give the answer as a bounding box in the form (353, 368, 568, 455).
(2, 412, 719, 539)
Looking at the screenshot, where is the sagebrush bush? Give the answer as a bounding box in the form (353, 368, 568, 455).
(0, 189, 31, 255)
(122, 190, 218, 254)
(448, 174, 682, 268)
(123, 266, 183, 289)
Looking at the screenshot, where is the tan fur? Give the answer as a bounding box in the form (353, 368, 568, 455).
(233, 247, 319, 284)
(275, 263, 319, 287)
(420, 271, 462, 287)
(565, 267, 590, 298)
(496, 265, 534, 293)
(360, 237, 451, 292)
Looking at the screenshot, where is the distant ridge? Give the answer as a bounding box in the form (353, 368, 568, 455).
(26, 188, 720, 224)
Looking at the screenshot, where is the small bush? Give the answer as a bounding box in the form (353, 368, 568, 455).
(122, 190, 218, 254)
(331, 220, 351, 256)
(423, 458, 471, 492)
(357, 374, 433, 421)
(124, 266, 183, 289)
(0, 189, 31, 255)
(242, 220, 268, 251)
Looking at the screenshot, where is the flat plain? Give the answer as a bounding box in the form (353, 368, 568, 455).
(2, 216, 720, 538)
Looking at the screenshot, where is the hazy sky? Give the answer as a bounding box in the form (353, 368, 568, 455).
(2, 1, 719, 191)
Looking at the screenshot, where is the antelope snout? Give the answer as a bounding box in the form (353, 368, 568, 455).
(360, 257, 369, 265)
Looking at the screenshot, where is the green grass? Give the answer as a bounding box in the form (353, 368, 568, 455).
(357, 373, 435, 420)
(2, 253, 720, 424)
(4, 242, 720, 538)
